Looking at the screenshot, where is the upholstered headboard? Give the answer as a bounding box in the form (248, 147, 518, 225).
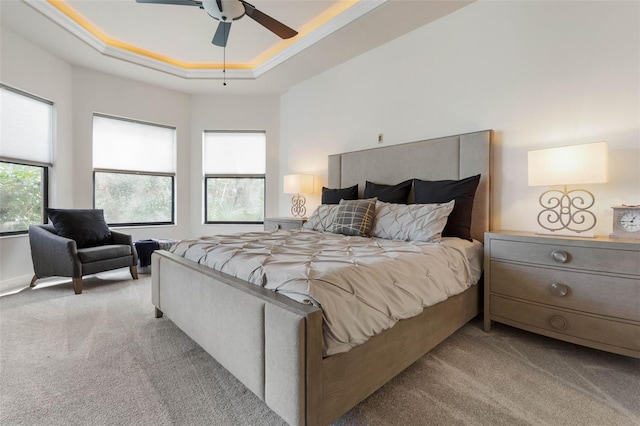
(328, 130, 493, 242)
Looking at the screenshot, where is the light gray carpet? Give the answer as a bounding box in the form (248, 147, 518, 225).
(1, 271, 639, 426)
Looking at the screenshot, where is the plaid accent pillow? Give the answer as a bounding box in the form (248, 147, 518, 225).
(333, 198, 377, 237)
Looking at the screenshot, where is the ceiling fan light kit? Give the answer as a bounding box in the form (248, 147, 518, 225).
(203, 0, 245, 22)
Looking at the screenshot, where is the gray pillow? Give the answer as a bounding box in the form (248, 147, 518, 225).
(332, 198, 377, 237)
(303, 205, 339, 232)
(371, 200, 455, 242)
(46, 208, 112, 248)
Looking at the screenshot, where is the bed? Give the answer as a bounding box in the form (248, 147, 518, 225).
(151, 130, 493, 425)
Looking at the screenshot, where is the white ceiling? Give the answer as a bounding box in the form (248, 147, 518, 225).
(1, 0, 473, 95)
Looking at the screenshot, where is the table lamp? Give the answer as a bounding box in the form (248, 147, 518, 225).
(527, 141, 608, 237)
(283, 174, 314, 218)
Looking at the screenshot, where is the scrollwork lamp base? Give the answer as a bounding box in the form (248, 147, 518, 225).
(290, 194, 306, 218)
(536, 185, 597, 237)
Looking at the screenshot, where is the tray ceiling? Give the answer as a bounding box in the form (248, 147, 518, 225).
(1, 0, 473, 94)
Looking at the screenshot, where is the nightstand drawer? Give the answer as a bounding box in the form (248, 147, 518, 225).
(490, 296, 640, 352)
(490, 261, 640, 321)
(264, 218, 306, 231)
(490, 239, 640, 275)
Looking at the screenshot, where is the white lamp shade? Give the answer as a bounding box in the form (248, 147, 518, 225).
(528, 141, 608, 187)
(283, 174, 314, 194)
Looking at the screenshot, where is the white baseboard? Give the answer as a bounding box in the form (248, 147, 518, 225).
(0, 274, 32, 296)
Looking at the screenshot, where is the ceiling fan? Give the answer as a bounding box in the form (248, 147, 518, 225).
(136, 0, 298, 47)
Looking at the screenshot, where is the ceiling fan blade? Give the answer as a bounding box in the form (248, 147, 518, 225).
(136, 0, 202, 6)
(212, 21, 232, 47)
(240, 0, 298, 39)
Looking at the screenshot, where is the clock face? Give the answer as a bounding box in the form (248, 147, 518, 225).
(620, 211, 640, 232)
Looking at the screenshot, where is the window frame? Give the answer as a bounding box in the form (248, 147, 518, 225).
(0, 159, 49, 236)
(92, 169, 175, 227)
(92, 113, 176, 227)
(203, 130, 266, 225)
(0, 84, 52, 236)
(203, 174, 265, 225)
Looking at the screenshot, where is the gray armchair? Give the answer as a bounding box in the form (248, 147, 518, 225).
(28, 224, 139, 294)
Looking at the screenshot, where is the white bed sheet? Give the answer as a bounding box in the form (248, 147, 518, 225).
(170, 229, 482, 356)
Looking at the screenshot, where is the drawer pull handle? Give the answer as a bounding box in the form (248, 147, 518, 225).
(550, 283, 568, 297)
(275, 224, 281, 230)
(550, 315, 568, 330)
(551, 250, 569, 263)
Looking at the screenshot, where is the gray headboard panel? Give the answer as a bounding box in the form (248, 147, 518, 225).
(328, 130, 493, 242)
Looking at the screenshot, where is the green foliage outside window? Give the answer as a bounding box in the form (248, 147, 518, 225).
(95, 172, 173, 224)
(0, 162, 44, 233)
(206, 178, 264, 222)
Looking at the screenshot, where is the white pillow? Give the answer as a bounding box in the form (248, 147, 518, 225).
(371, 200, 455, 242)
(302, 204, 340, 232)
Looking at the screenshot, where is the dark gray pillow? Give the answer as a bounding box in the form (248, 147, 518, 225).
(332, 198, 377, 237)
(413, 174, 481, 241)
(321, 184, 358, 204)
(363, 179, 413, 203)
(46, 208, 112, 248)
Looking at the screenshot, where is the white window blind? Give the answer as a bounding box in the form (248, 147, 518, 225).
(0, 86, 53, 166)
(93, 114, 176, 173)
(203, 131, 266, 174)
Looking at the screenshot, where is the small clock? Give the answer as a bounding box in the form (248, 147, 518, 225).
(610, 205, 640, 239)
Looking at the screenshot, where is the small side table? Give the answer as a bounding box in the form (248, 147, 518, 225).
(264, 217, 307, 231)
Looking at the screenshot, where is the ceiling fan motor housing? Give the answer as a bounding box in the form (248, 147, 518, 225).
(135, 0, 297, 48)
(202, 0, 245, 22)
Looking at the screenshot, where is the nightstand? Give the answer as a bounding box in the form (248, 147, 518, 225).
(484, 231, 640, 358)
(264, 217, 307, 231)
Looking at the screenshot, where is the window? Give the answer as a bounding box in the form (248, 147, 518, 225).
(0, 85, 52, 235)
(204, 131, 266, 224)
(93, 114, 176, 226)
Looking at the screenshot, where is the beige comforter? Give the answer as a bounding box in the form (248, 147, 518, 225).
(170, 229, 482, 356)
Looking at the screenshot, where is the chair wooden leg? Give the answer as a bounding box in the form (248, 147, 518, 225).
(130, 265, 139, 280)
(73, 277, 83, 294)
(30, 275, 38, 288)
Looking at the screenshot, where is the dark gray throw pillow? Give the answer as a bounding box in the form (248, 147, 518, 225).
(413, 174, 481, 241)
(363, 179, 413, 203)
(46, 208, 112, 248)
(332, 198, 377, 237)
(321, 184, 358, 204)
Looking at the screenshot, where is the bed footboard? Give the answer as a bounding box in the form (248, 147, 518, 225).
(151, 250, 323, 426)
